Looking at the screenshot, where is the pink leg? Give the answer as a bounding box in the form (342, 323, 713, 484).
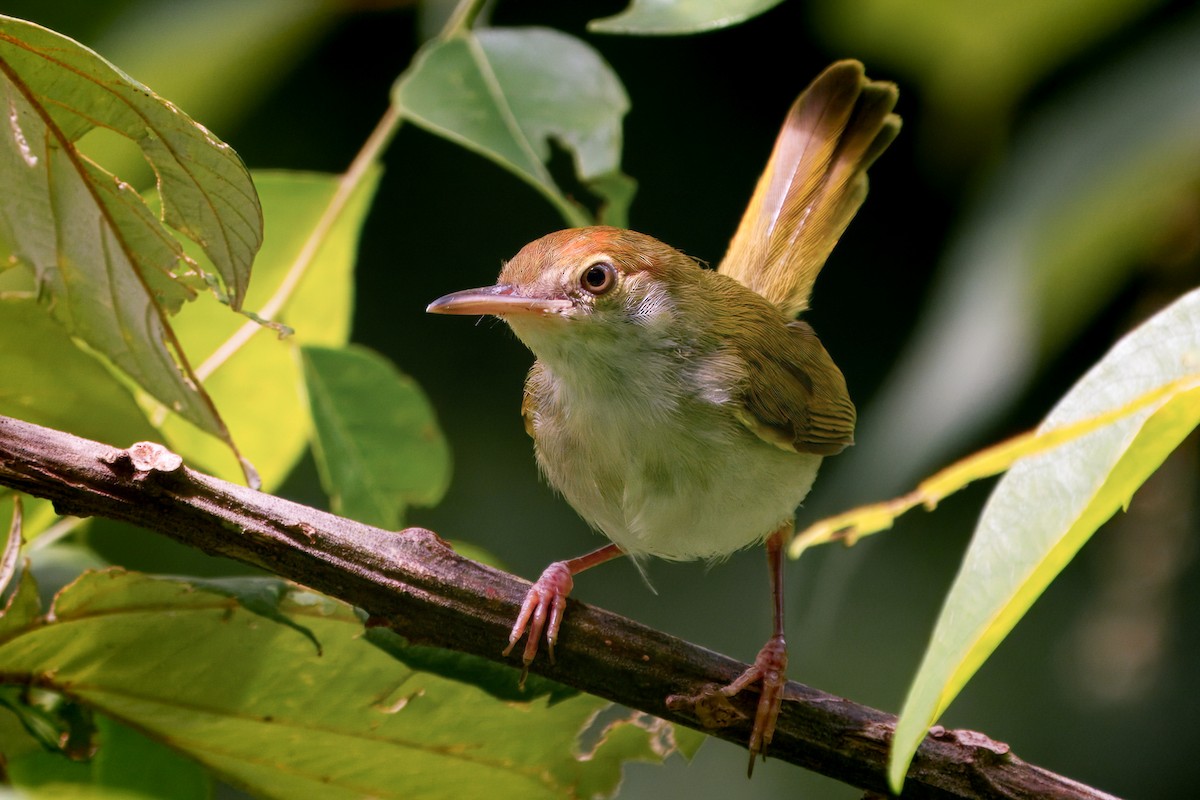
(503, 543, 623, 683)
(721, 523, 791, 776)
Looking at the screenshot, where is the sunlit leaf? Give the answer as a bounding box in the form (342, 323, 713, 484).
(393, 27, 632, 227)
(888, 287, 1200, 791)
(821, 16, 1200, 500)
(590, 0, 785, 35)
(0, 15, 262, 468)
(160, 170, 377, 488)
(791, 373, 1200, 556)
(301, 345, 451, 529)
(0, 570, 692, 800)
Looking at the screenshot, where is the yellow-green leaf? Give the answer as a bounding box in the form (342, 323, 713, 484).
(888, 287, 1200, 791)
(159, 170, 377, 489)
(0, 570, 692, 800)
(0, 14, 262, 470)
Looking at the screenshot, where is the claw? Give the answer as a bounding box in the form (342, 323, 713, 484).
(720, 634, 787, 777)
(503, 561, 574, 674)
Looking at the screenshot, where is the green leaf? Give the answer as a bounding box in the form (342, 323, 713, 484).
(5, 714, 210, 800)
(0, 568, 41, 638)
(92, 716, 212, 800)
(393, 27, 632, 227)
(362, 625, 577, 705)
(0, 570, 690, 799)
(159, 170, 377, 489)
(301, 345, 451, 529)
(590, 0, 785, 35)
(0, 297, 158, 446)
(888, 288, 1200, 791)
(0, 15, 262, 451)
(824, 16, 1200, 498)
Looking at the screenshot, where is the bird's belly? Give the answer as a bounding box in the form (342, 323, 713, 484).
(533, 404, 822, 561)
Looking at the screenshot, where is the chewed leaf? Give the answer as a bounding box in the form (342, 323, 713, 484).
(888, 288, 1200, 792)
(393, 27, 632, 226)
(0, 570, 691, 799)
(0, 15, 262, 472)
(590, 0, 785, 35)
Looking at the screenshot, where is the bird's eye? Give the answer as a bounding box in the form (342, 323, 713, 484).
(580, 261, 616, 295)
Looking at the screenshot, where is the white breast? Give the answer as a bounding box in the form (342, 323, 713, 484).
(525, 342, 822, 561)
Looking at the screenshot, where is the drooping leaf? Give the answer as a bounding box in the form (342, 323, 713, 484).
(0, 15, 262, 468)
(590, 0, 785, 35)
(393, 27, 632, 227)
(821, 15, 1200, 500)
(0, 570, 692, 800)
(159, 170, 377, 488)
(301, 344, 451, 529)
(790, 372, 1200, 556)
(888, 287, 1200, 791)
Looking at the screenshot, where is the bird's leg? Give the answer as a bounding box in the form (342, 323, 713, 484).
(720, 523, 791, 777)
(504, 542, 624, 685)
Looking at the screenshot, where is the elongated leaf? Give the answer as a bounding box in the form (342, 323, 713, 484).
(590, 0, 785, 34)
(0, 15, 261, 460)
(160, 170, 376, 488)
(790, 373, 1200, 555)
(888, 288, 1200, 791)
(301, 345, 450, 529)
(393, 27, 632, 226)
(0, 570, 692, 800)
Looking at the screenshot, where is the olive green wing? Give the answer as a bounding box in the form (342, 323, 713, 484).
(732, 321, 856, 456)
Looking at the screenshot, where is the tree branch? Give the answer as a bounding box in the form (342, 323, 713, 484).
(0, 415, 1117, 800)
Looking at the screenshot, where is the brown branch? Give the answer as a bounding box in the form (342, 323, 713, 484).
(0, 415, 1118, 800)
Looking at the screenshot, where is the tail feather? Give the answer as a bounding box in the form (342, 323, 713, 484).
(718, 61, 900, 318)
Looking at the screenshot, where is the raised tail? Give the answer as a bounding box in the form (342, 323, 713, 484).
(717, 60, 900, 318)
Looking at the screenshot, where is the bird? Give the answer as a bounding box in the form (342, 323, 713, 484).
(427, 59, 900, 773)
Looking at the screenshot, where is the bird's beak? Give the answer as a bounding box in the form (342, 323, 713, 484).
(426, 284, 572, 316)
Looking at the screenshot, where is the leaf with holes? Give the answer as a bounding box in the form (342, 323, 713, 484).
(0, 15, 261, 472)
(0, 570, 696, 800)
(393, 27, 632, 227)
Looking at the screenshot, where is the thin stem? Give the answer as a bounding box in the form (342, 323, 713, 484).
(195, 103, 404, 383)
(443, 0, 490, 37)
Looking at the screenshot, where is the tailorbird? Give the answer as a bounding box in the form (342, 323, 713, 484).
(428, 60, 899, 773)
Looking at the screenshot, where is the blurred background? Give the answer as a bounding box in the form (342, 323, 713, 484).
(6, 0, 1200, 796)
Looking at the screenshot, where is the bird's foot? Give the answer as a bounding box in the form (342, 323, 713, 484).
(721, 634, 787, 777)
(503, 561, 574, 687)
